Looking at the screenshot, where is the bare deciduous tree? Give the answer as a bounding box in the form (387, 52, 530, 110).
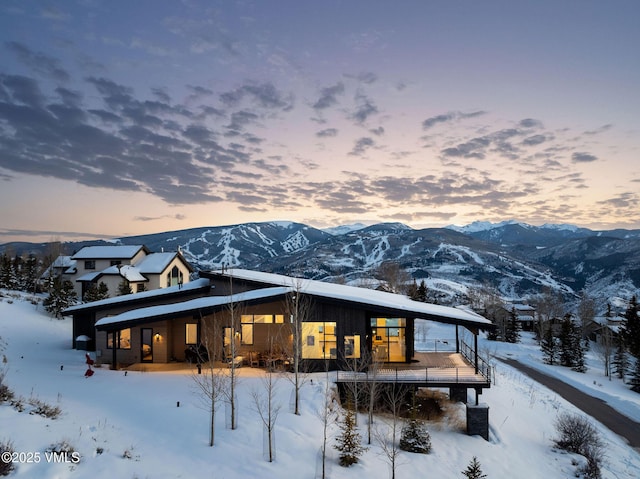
(363, 348, 382, 445)
(191, 315, 225, 446)
(222, 275, 243, 430)
(577, 291, 597, 340)
(533, 287, 565, 341)
(374, 261, 411, 294)
(284, 279, 313, 415)
(314, 362, 337, 479)
(375, 384, 409, 479)
(252, 368, 281, 463)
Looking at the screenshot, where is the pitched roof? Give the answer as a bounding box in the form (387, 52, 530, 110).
(95, 287, 291, 330)
(208, 269, 490, 328)
(100, 264, 148, 282)
(71, 245, 147, 260)
(63, 278, 211, 314)
(135, 252, 192, 273)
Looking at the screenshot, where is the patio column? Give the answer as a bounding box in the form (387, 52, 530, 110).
(111, 330, 117, 370)
(455, 325, 459, 353)
(474, 330, 478, 374)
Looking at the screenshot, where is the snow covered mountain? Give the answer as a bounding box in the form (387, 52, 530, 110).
(2, 220, 639, 310)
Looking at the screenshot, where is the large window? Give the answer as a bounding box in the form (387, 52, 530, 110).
(371, 318, 406, 362)
(107, 328, 131, 349)
(185, 323, 198, 345)
(240, 314, 284, 345)
(167, 266, 184, 287)
(302, 322, 336, 359)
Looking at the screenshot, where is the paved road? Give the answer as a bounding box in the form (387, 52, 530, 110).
(500, 358, 640, 450)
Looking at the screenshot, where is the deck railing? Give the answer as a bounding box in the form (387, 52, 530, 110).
(415, 338, 457, 352)
(459, 340, 491, 384)
(336, 339, 491, 386)
(336, 365, 490, 386)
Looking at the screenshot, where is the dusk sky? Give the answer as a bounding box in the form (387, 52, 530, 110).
(1, 1, 639, 243)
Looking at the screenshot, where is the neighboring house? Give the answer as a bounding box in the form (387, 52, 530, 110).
(47, 245, 193, 300)
(63, 278, 212, 350)
(504, 303, 536, 331)
(39, 255, 75, 284)
(590, 315, 624, 344)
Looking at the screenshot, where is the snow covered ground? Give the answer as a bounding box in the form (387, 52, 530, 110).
(1, 292, 640, 478)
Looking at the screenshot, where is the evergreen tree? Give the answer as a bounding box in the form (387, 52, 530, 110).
(559, 314, 581, 368)
(629, 358, 640, 393)
(0, 253, 11, 289)
(117, 279, 133, 296)
(612, 332, 628, 380)
(504, 307, 521, 343)
(43, 278, 78, 319)
(623, 296, 640, 358)
(83, 281, 109, 302)
(417, 280, 428, 303)
(399, 397, 431, 454)
(22, 254, 39, 293)
(334, 405, 366, 467)
(407, 279, 419, 301)
(540, 326, 558, 365)
(462, 456, 487, 479)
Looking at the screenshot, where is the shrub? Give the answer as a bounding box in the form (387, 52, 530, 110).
(28, 396, 62, 419)
(553, 412, 604, 479)
(0, 369, 13, 404)
(0, 439, 15, 476)
(46, 439, 76, 455)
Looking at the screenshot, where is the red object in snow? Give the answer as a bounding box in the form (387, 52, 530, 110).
(84, 368, 94, 377)
(85, 353, 94, 366)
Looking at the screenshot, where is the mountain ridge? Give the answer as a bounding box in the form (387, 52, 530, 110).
(2, 220, 639, 311)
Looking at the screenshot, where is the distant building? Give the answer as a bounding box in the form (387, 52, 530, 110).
(44, 245, 193, 301)
(503, 303, 536, 331)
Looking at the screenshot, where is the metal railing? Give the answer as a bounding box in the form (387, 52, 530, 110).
(335, 340, 491, 386)
(459, 340, 491, 384)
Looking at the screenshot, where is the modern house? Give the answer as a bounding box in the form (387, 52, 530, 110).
(64, 268, 494, 438)
(48, 245, 193, 300)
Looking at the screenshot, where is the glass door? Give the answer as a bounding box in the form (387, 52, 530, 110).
(141, 328, 153, 362)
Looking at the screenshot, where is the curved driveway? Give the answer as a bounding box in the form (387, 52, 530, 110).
(500, 358, 640, 450)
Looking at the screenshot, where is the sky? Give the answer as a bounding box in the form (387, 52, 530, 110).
(1, 0, 639, 243)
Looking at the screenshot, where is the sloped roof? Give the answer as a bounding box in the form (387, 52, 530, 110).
(100, 264, 148, 282)
(206, 269, 491, 328)
(135, 252, 192, 273)
(71, 245, 147, 260)
(95, 287, 291, 330)
(76, 271, 103, 282)
(63, 277, 211, 314)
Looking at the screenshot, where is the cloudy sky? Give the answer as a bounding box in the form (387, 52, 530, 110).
(1, 1, 639, 243)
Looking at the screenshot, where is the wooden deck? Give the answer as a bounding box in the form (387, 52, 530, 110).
(336, 352, 491, 388)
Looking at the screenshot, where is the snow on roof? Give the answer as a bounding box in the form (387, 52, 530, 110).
(213, 269, 491, 326)
(95, 287, 291, 329)
(101, 264, 148, 282)
(63, 277, 211, 313)
(52, 255, 75, 267)
(71, 245, 145, 260)
(76, 271, 103, 282)
(135, 252, 178, 273)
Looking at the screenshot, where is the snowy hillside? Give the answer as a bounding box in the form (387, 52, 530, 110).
(1, 292, 640, 478)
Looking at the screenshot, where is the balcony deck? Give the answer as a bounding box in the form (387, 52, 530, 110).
(336, 350, 491, 388)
